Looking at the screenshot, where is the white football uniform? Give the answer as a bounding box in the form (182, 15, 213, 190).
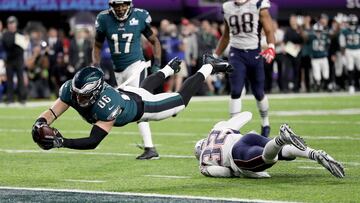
(222, 0, 270, 50)
(199, 129, 243, 177)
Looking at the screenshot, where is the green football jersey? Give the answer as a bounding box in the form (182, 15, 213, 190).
(59, 80, 140, 127)
(340, 28, 360, 50)
(95, 8, 152, 71)
(308, 32, 330, 58)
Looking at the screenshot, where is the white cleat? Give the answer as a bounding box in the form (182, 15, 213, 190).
(314, 150, 345, 178)
(279, 124, 307, 151)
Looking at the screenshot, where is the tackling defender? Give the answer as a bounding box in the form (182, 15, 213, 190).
(92, 0, 162, 159)
(195, 112, 345, 178)
(214, 0, 275, 137)
(31, 55, 233, 151)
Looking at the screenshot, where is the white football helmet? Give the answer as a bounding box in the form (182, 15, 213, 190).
(109, 0, 133, 21)
(194, 138, 206, 160)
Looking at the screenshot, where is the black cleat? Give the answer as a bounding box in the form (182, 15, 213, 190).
(167, 57, 182, 73)
(136, 147, 160, 160)
(261, 125, 271, 137)
(202, 54, 233, 74)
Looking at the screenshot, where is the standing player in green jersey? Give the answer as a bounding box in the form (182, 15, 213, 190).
(339, 14, 360, 94)
(92, 0, 162, 159)
(306, 23, 331, 91)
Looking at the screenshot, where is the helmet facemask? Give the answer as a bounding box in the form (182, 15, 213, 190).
(71, 68, 104, 108)
(109, 0, 133, 21)
(194, 138, 206, 160)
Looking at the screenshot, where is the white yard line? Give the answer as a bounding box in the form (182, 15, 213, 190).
(1, 128, 360, 139)
(143, 175, 191, 179)
(0, 148, 194, 159)
(1, 148, 359, 167)
(0, 186, 294, 203)
(297, 166, 325, 170)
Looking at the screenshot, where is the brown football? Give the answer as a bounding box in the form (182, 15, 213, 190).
(38, 125, 55, 139)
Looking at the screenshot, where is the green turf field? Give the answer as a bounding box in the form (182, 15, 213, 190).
(0, 94, 359, 202)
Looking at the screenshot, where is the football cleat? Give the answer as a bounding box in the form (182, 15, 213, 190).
(202, 54, 233, 74)
(314, 150, 345, 178)
(167, 56, 182, 74)
(261, 126, 271, 137)
(136, 147, 160, 160)
(279, 124, 307, 151)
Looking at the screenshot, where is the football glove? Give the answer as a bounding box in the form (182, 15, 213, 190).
(32, 118, 64, 150)
(259, 45, 276, 64)
(32, 117, 48, 143)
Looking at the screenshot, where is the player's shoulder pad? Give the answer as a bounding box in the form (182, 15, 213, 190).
(93, 85, 123, 121)
(97, 9, 110, 17)
(59, 80, 72, 104)
(222, 1, 233, 13)
(95, 10, 110, 28)
(133, 8, 152, 24)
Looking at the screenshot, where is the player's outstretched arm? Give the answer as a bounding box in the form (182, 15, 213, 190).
(214, 20, 230, 58)
(60, 120, 114, 150)
(200, 165, 234, 178)
(37, 98, 70, 125)
(32, 99, 69, 150)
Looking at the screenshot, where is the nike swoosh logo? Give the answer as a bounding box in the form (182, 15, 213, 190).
(108, 105, 115, 111)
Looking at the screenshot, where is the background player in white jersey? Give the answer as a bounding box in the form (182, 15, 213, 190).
(339, 14, 360, 94)
(214, 0, 276, 137)
(92, 0, 162, 159)
(194, 112, 345, 178)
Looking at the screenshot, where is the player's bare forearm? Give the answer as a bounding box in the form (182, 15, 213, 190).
(260, 9, 275, 46)
(92, 41, 103, 66)
(148, 34, 162, 63)
(215, 21, 230, 56)
(38, 99, 69, 125)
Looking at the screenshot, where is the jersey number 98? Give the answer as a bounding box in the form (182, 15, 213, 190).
(229, 13, 254, 35)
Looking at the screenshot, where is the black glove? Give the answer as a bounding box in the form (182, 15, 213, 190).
(32, 118, 64, 150)
(32, 117, 48, 143)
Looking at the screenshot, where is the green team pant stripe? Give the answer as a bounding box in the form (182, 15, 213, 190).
(144, 95, 183, 113)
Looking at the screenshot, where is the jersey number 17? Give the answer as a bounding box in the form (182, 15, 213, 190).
(111, 33, 133, 54)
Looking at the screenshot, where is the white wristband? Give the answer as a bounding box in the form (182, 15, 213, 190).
(212, 53, 219, 58)
(268, 43, 275, 49)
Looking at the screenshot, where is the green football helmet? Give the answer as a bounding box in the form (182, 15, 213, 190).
(71, 67, 104, 107)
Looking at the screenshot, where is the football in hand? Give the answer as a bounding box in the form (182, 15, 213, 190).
(37, 125, 56, 140)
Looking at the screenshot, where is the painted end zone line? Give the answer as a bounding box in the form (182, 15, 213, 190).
(0, 186, 295, 203)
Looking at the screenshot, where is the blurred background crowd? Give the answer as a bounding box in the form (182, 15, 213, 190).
(0, 0, 360, 104)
